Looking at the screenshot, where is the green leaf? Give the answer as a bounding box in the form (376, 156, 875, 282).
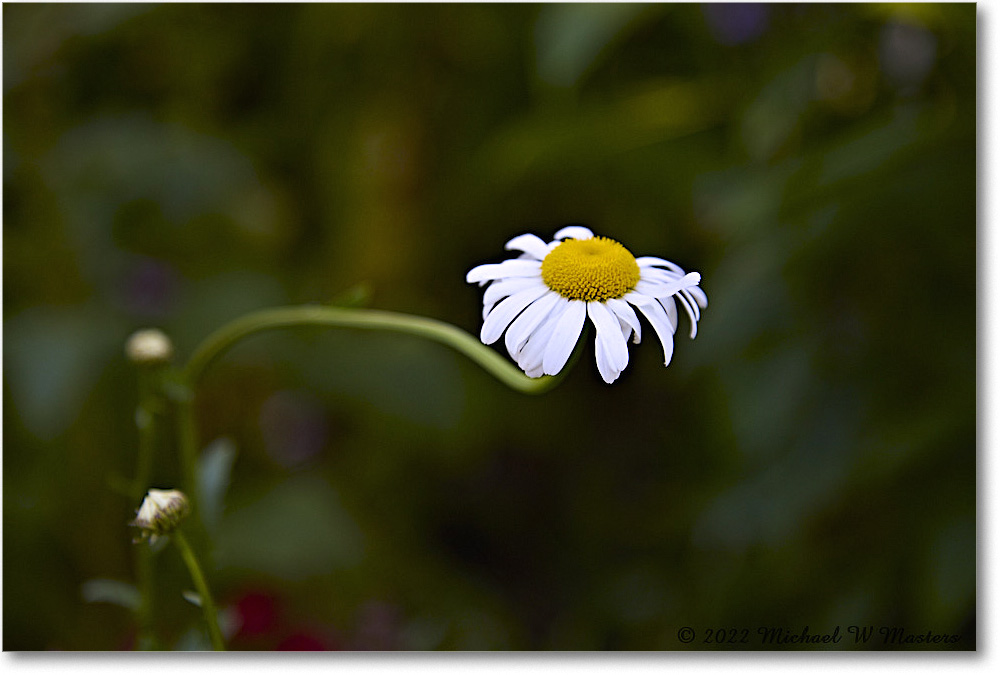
(197, 437, 237, 535)
(80, 579, 141, 611)
(535, 3, 650, 87)
(5, 304, 125, 441)
(182, 590, 203, 607)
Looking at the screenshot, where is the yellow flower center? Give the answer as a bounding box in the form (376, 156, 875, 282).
(541, 236, 641, 302)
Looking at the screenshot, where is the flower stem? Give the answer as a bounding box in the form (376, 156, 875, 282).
(174, 530, 226, 651)
(174, 388, 201, 516)
(135, 545, 157, 650)
(133, 368, 159, 650)
(133, 373, 156, 500)
(183, 305, 569, 394)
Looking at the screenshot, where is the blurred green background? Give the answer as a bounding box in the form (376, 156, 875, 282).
(3, 3, 975, 650)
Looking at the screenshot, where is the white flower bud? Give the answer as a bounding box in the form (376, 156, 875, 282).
(126, 329, 174, 365)
(132, 489, 190, 541)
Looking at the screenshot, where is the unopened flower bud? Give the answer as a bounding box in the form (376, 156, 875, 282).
(126, 329, 174, 365)
(132, 489, 189, 541)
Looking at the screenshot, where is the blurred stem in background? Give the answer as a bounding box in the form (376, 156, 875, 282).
(174, 390, 201, 518)
(133, 372, 157, 501)
(132, 368, 159, 650)
(126, 330, 176, 651)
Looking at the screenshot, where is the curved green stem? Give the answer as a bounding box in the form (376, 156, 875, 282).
(183, 305, 569, 394)
(174, 304, 577, 534)
(174, 530, 226, 651)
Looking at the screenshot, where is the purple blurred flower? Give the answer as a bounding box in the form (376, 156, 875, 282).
(259, 390, 329, 468)
(119, 255, 179, 318)
(880, 19, 937, 90)
(703, 3, 770, 46)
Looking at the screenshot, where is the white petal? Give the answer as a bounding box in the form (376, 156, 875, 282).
(658, 296, 679, 332)
(618, 318, 633, 342)
(466, 259, 542, 284)
(632, 298, 675, 367)
(636, 256, 685, 274)
(634, 273, 701, 299)
(504, 233, 552, 261)
(517, 297, 568, 372)
(482, 277, 543, 316)
(480, 284, 550, 345)
(680, 288, 701, 322)
(605, 297, 641, 344)
(505, 291, 561, 357)
(594, 331, 619, 384)
(638, 267, 682, 284)
(688, 285, 708, 308)
(588, 302, 629, 372)
(553, 225, 594, 241)
(676, 291, 699, 339)
(542, 299, 587, 376)
(623, 290, 658, 306)
(524, 363, 545, 378)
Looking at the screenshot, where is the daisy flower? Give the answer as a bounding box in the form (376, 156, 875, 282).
(466, 226, 707, 384)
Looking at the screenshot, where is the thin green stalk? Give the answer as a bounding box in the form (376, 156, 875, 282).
(174, 390, 200, 516)
(174, 530, 226, 651)
(133, 373, 156, 500)
(133, 369, 159, 650)
(182, 305, 569, 394)
(135, 546, 157, 650)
